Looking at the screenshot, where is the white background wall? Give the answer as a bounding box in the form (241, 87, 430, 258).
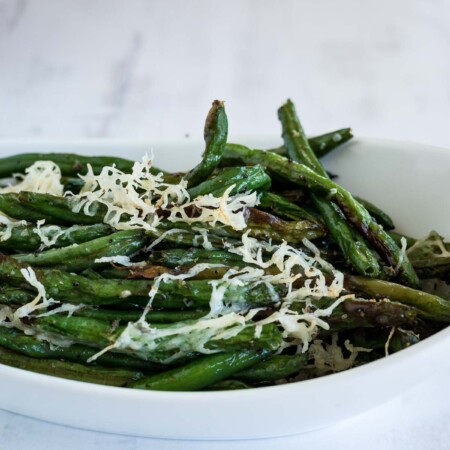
(0, 1, 449, 449)
(1, 0, 449, 146)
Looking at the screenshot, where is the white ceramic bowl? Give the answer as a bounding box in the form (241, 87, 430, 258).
(0, 137, 448, 439)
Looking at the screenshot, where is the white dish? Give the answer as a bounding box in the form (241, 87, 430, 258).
(0, 137, 448, 439)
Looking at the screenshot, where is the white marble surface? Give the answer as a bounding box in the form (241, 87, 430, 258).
(0, 0, 449, 448)
(1, 0, 450, 145)
(1, 372, 450, 449)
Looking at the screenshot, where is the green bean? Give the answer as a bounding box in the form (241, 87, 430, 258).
(309, 128, 353, 157)
(0, 192, 104, 225)
(388, 231, 417, 248)
(149, 248, 246, 268)
(205, 379, 251, 390)
(279, 101, 417, 286)
(187, 165, 271, 198)
(354, 196, 395, 230)
(243, 207, 325, 243)
(345, 275, 450, 321)
(290, 296, 417, 331)
(0, 327, 163, 372)
(0, 284, 36, 305)
(75, 307, 208, 323)
(1, 190, 323, 249)
(0, 254, 154, 305)
(2, 190, 319, 249)
(62, 177, 85, 194)
(405, 231, 450, 279)
(415, 264, 450, 281)
(273, 103, 380, 278)
(35, 315, 283, 363)
(278, 100, 330, 176)
(347, 327, 420, 353)
(278, 100, 380, 277)
(330, 298, 417, 330)
(0, 223, 113, 253)
(148, 226, 237, 250)
(275, 101, 385, 279)
(80, 268, 105, 280)
(313, 199, 381, 277)
(389, 328, 421, 352)
(130, 349, 271, 391)
(156, 209, 325, 245)
(95, 267, 135, 279)
(233, 354, 308, 382)
(258, 191, 320, 224)
(267, 128, 353, 158)
(0, 254, 284, 307)
(0, 153, 164, 178)
(0, 345, 144, 386)
(184, 100, 228, 187)
(15, 230, 147, 272)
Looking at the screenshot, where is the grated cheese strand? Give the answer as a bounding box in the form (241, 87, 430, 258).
(33, 220, 66, 250)
(166, 185, 259, 231)
(394, 237, 407, 274)
(0, 213, 27, 242)
(95, 255, 133, 266)
(68, 156, 258, 236)
(0, 268, 83, 334)
(0, 161, 64, 196)
(385, 326, 397, 356)
(309, 333, 371, 374)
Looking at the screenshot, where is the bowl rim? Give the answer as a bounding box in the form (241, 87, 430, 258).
(0, 314, 449, 403)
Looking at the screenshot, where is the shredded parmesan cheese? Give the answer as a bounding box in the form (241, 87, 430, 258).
(37, 303, 84, 318)
(166, 185, 259, 231)
(394, 237, 407, 274)
(407, 231, 450, 259)
(0, 161, 64, 196)
(0, 267, 83, 335)
(0, 213, 27, 242)
(385, 326, 396, 356)
(14, 268, 58, 320)
(70, 156, 166, 231)
(192, 227, 215, 250)
(33, 220, 66, 249)
(93, 312, 248, 364)
(68, 156, 258, 235)
(309, 333, 371, 374)
(95, 255, 133, 266)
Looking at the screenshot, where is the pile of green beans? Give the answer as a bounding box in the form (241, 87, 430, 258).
(0, 99, 448, 391)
